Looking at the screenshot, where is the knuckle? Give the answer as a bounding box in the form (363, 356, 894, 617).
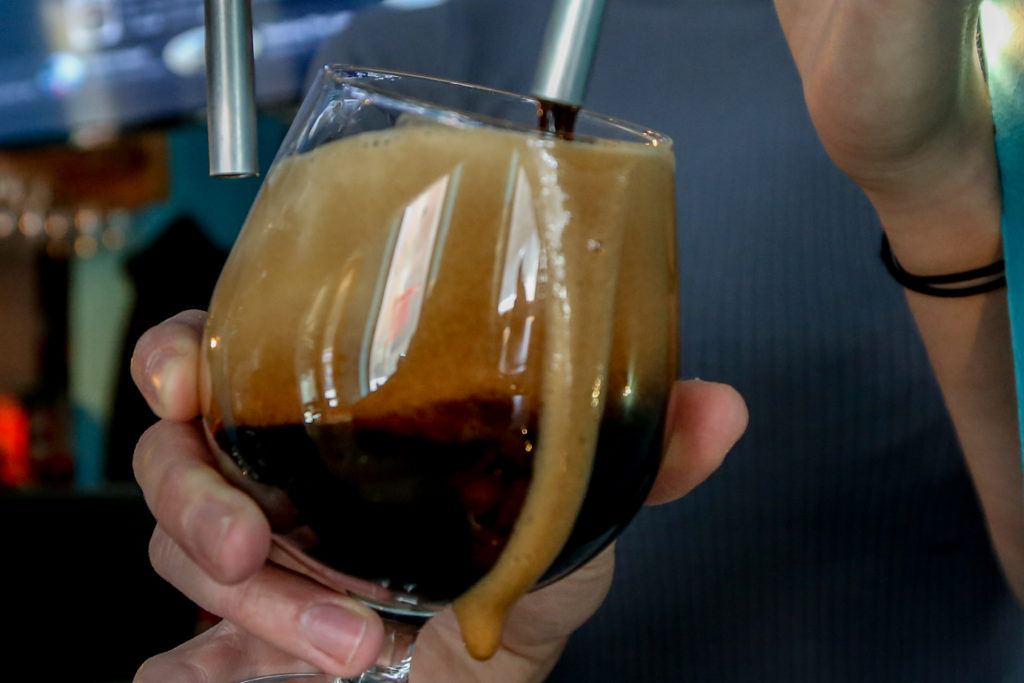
(147, 527, 178, 581)
(132, 655, 159, 683)
(145, 436, 220, 535)
(220, 570, 270, 624)
(134, 653, 209, 683)
(209, 619, 253, 660)
(151, 457, 195, 531)
(131, 422, 163, 484)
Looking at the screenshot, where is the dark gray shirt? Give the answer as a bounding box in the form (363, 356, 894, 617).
(313, 1, 1024, 679)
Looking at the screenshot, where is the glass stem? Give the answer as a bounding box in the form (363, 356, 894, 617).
(348, 614, 424, 683)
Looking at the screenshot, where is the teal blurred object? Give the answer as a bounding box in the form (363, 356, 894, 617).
(981, 1, 1024, 463)
(132, 114, 289, 253)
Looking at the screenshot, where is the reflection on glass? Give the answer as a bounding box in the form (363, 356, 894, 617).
(498, 165, 540, 377)
(368, 170, 457, 391)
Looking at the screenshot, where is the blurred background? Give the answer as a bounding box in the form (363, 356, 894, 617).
(0, 1, 435, 679)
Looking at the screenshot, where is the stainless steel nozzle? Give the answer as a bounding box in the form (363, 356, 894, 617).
(204, 0, 258, 177)
(532, 0, 607, 106)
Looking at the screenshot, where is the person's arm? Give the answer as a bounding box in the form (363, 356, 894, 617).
(773, 1, 1024, 599)
(130, 311, 747, 682)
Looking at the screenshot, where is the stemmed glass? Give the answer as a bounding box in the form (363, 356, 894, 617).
(200, 66, 677, 682)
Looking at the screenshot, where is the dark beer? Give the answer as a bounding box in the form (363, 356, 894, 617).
(212, 403, 662, 603)
(537, 98, 580, 138)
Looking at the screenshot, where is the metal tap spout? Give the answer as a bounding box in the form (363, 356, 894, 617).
(204, 0, 258, 177)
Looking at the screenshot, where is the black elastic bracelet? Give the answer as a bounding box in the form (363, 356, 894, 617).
(880, 234, 1006, 298)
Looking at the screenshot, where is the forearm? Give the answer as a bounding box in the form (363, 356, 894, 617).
(772, 0, 1024, 603)
(910, 281, 1024, 601)
(867, 105, 1024, 601)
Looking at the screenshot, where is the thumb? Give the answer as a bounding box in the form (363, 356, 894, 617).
(646, 379, 748, 506)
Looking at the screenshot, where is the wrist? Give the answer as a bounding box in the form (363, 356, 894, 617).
(862, 98, 1002, 276)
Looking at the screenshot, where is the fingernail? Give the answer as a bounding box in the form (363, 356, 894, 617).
(143, 343, 189, 406)
(143, 350, 172, 405)
(191, 500, 235, 567)
(301, 603, 368, 665)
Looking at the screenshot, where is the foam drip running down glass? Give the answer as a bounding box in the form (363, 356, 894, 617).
(200, 66, 678, 682)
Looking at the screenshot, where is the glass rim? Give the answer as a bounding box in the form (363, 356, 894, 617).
(317, 64, 673, 148)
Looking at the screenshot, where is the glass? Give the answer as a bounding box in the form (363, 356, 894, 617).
(200, 66, 677, 682)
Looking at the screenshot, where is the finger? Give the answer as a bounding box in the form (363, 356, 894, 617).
(412, 547, 615, 681)
(149, 526, 384, 677)
(501, 543, 614, 644)
(131, 309, 206, 421)
(646, 379, 748, 506)
(135, 619, 318, 683)
(134, 418, 270, 584)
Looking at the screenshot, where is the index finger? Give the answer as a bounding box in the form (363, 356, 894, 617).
(131, 309, 207, 421)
